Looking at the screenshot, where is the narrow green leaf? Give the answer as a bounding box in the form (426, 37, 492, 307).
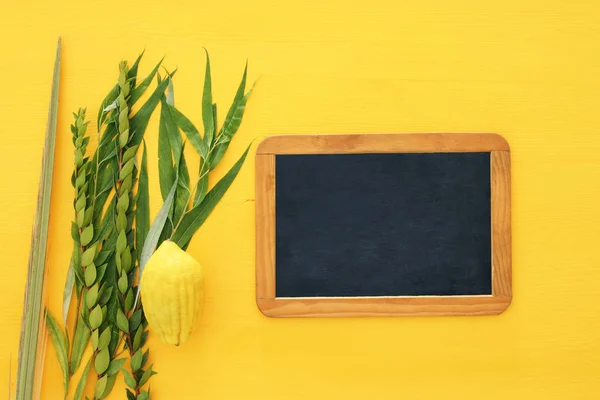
(93, 196, 115, 243)
(166, 76, 175, 106)
(131, 349, 143, 372)
(98, 285, 112, 306)
(62, 255, 75, 325)
(101, 373, 117, 399)
(211, 87, 251, 168)
(94, 348, 110, 375)
(134, 182, 177, 308)
(172, 145, 250, 247)
(142, 348, 150, 368)
(193, 161, 209, 207)
(127, 390, 137, 400)
(107, 358, 126, 376)
(139, 364, 157, 387)
(45, 312, 69, 394)
(97, 85, 119, 131)
(95, 375, 107, 399)
(138, 391, 150, 400)
(117, 308, 129, 333)
(136, 142, 150, 265)
(96, 263, 108, 282)
(132, 326, 143, 351)
(73, 356, 92, 400)
(16, 38, 61, 400)
(173, 143, 190, 225)
(130, 58, 163, 105)
(168, 104, 208, 160)
(98, 327, 111, 350)
(202, 49, 215, 147)
(158, 100, 175, 200)
(122, 369, 137, 389)
(89, 305, 103, 329)
(69, 315, 91, 374)
(130, 73, 173, 148)
(128, 50, 145, 89)
(129, 310, 143, 333)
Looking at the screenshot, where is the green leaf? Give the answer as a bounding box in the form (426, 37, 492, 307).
(45, 312, 69, 394)
(95, 375, 107, 399)
(85, 284, 99, 309)
(131, 349, 143, 372)
(172, 144, 250, 247)
(132, 325, 144, 351)
(173, 143, 191, 226)
(212, 82, 251, 168)
(158, 100, 175, 200)
(89, 305, 103, 329)
(98, 285, 112, 306)
(129, 310, 143, 333)
(98, 327, 111, 350)
(127, 390, 137, 400)
(80, 225, 93, 246)
(130, 58, 163, 105)
(81, 245, 96, 267)
(130, 73, 173, 148)
(122, 368, 137, 389)
(117, 308, 129, 333)
(128, 50, 145, 89)
(69, 315, 91, 375)
(168, 104, 208, 160)
(62, 255, 75, 325)
(136, 142, 151, 265)
(202, 49, 215, 147)
(166, 76, 175, 106)
(193, 161, 209, 207)
(16, 38, 61, 400)
(91, 329, 98, 350)
(84, 263, 97, 287)
(138, 391, 150, 400)
(142, 348, 150, 367)
(93, 197, 115, 243)
(97, 85, 119, 131)
(139, 363, 157, 387)
(134, 182, 177, 308)
(73, 356, 92, 400)
(96, 263, 108, 282)
(94, 348, 110, 375)
(101, 374, 117, 399)
(107, 358, 126, 376)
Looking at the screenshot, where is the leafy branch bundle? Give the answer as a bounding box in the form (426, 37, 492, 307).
(44, 49, 252, 400)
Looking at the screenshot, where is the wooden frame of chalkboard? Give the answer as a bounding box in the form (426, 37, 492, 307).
(255, 133, 511, 317)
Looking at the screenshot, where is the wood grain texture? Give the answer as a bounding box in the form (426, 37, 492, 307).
(256, 133, 509, 154)
(258, 296, 512, 317)
(491, 151, 512, 298)
(255, 133, 512, 318)
(255, 154, 276, 301)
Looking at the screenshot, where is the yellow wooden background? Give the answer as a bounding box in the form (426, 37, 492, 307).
(2, 0, 600, 398)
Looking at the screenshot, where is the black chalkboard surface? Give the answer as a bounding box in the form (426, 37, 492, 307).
(255, 133, 512, 317)
(275, 153, 492, 298)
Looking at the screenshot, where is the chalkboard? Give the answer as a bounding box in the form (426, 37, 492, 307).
(256, 134, 511, 317)
(275, 152, 491, 297)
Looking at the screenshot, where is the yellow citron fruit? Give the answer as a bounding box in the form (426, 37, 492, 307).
(140, 240, 204, 346)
